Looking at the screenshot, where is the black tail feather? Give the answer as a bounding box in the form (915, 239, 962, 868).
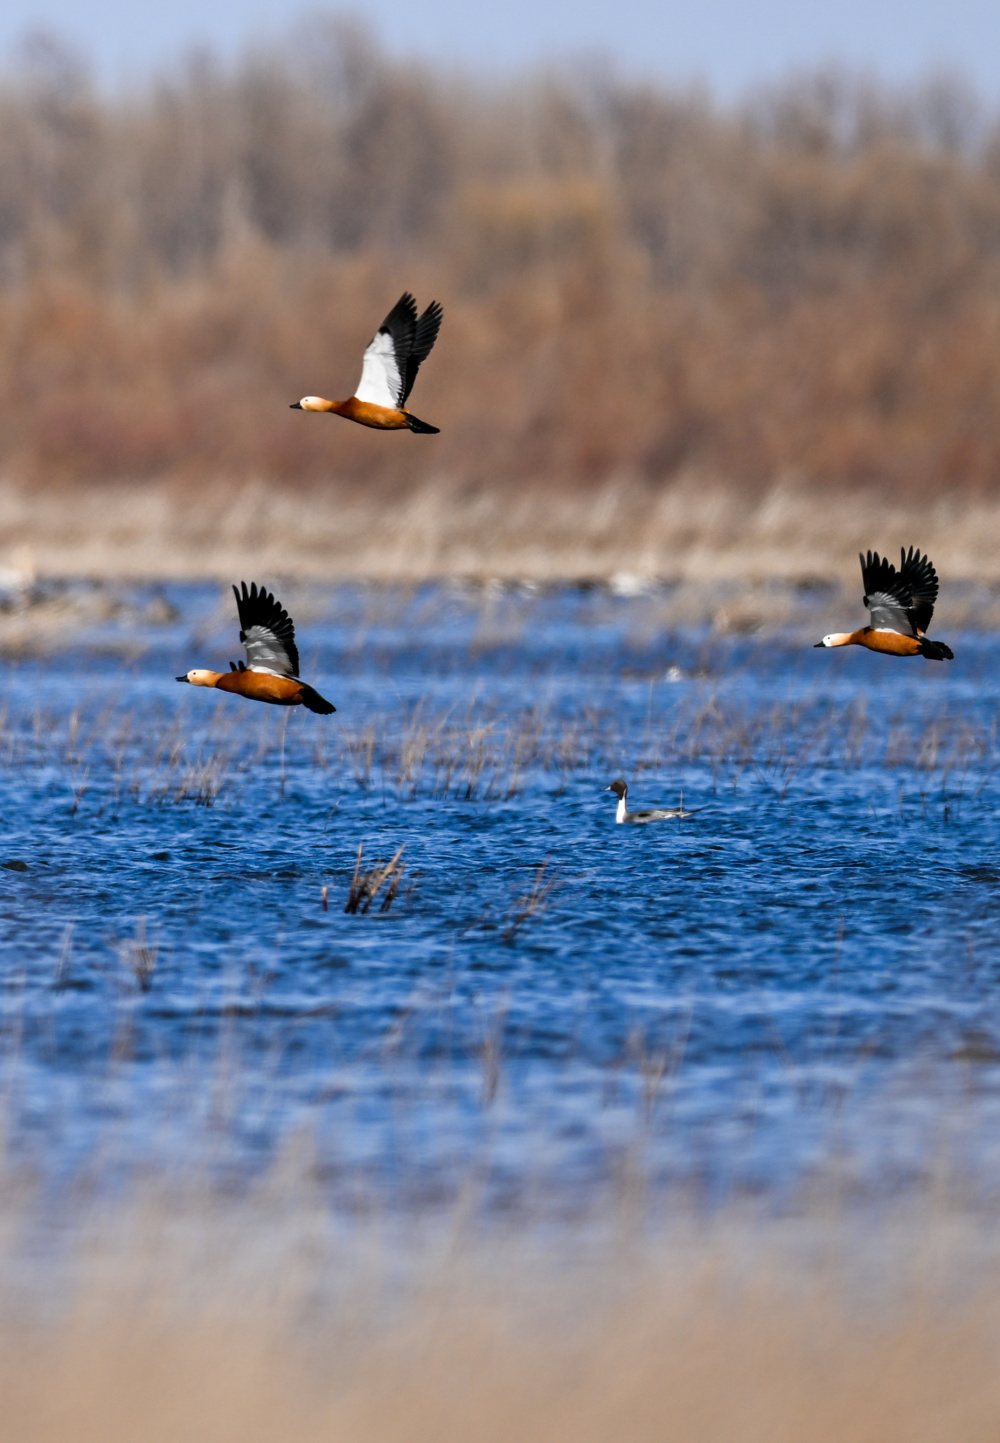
(919, 637, 954, 661)
(298, 684, 336, 714)
(404, 412, 440, 434)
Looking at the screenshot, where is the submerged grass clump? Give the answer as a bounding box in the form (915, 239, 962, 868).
(344, 844, 407, 915)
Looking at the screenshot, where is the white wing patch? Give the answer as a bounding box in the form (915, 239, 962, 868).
(354, 329, 403, 409)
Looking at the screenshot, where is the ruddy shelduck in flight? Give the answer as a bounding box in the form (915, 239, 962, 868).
(290, 292, 442, 433)
(815, 547, 954, 660)
(176, 582, 336, 712)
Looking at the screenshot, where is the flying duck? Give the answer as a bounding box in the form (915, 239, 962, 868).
(815, 547, 954, 660)
(290, 292, 442, 433)
(605, 779, 701, 825)
(176, 582, 335, 712)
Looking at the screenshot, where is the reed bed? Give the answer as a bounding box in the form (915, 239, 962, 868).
(0, 683, 989, 811)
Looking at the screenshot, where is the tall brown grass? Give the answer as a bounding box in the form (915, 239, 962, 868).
(1, 24, 1000, 550)
(3, 1193, 1000, 1443)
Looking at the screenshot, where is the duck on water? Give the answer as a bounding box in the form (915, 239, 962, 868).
(604, 779, 702, 825)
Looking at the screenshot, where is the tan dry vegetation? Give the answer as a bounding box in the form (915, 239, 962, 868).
(2, 31, 1000, 577)
(4, 476, 1000, 588)
(2, 1206, 1000, 1442)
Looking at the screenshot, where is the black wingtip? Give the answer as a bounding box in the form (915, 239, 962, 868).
(234, 580, 261, 609)
(417, 299, 444, 335)
(381, 292, 418, 333)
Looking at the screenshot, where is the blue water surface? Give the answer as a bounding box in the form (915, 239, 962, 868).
(2, 581, 1000, 1217)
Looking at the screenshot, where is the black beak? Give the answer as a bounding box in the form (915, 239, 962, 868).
(813, 642, 824, 648)
(175, 675, 189, 682)
(289, 401, 302, 409)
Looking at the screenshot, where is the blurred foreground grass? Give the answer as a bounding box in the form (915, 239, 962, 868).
(1, 1184, 999, 1442)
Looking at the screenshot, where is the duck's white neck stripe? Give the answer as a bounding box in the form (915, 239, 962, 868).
(616, 795, 627, 823)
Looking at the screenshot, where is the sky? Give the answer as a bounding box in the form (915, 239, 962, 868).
(0, 0, 997, 101)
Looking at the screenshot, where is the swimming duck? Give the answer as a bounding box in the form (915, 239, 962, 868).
(176, 582, 336, 713)
(815, 547, 953, 660)
(605, 779, 701, 825)
(290, 292, 442, 433)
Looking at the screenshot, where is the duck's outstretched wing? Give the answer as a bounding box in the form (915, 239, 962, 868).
(400, 300, 442, 405)
(355, 294, 442, 408)
(355, 293, 417, 408)
(233, 582, 300, 678)
(896, 546, 939, 635)
(860, 548, 937, 636)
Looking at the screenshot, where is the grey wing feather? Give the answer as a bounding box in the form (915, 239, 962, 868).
(860, 547, 939, 636)
(233, 582, 300, 677)
(860, 550, 916, 636)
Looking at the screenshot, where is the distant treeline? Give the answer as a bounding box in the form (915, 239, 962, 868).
(2, 22, 1000, 496)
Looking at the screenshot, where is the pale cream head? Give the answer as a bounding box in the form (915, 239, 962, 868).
(180, 669, 219, 687)
(296, 397, 328, 411)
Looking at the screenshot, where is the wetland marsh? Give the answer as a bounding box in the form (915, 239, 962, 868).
(0, 580, 998, 1219)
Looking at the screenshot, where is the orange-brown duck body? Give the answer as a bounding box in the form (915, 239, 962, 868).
(820, 628, 924, 657)
(176, 582, 336, 714)
(182, 668, 325, 707)
(290, 293, 442, 434)
(291, 396, 415, 430)
(815, 547, 954, 661)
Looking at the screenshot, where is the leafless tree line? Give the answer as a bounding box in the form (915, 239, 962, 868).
(1, 21, 1000, 495)
(2, 24, 998, 288)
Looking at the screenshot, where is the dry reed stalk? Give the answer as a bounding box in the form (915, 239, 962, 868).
(117, 916, 158, 993)
(502, 863, 559, 941)
(478, 993, 510, 1107)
